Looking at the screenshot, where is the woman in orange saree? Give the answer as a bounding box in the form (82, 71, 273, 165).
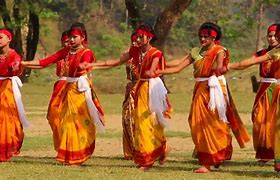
(230, 24, 279, 165)
(157, 22, 249, 173)
(0, 29, 28, 162)
(21, 25, 105, 165)
(228, 24, 280, 172)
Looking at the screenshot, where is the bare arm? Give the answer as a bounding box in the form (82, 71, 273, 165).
(21, 60, 41, 68)
(145, 57, 160, 77)
(228, 54, 271, 70)
(214, 50, 225, 75)
(157, 54, 192, 75)
(80, 51, 131, 70)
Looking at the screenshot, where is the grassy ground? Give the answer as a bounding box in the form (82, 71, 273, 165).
(1, 66, 279, 179)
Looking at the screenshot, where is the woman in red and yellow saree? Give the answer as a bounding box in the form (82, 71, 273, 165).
(231, 24, 279, 165)
(131, 24, 171, 171)
(21, 25, 105, 165)
(157, 22, 250, 173)
(228, 24, 280, 172)
(0, 29, 28, 162)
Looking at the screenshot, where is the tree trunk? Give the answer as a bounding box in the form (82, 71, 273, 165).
(256, 2, 264, 51)
(153, 0, 192, 51)
(125, 0, 142, 29)
(22, 10, 39, 82)
(0, 0, 11, 27)
(12, 0, 23, 55)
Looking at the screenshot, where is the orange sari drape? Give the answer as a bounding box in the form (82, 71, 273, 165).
(267, 47, 280, 171)
(251, 49, 275, 160)
(0, 80, 24, 162)
(189, 45, 249, 166)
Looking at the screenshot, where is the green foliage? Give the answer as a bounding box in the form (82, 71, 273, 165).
(91, 32, 129, 59)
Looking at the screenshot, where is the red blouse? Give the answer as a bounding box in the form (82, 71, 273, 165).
(0, 49, 22, 77)
(39, 47, 95, 77)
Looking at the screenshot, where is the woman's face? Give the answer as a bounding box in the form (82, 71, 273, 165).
(62, 38, 69, 48)
(69, 34, 84, 48)
(136, 33, 151, 47)
(199, 32, 215, 47)
(0, 33, 10, 48)
(267, 31, 279, 47)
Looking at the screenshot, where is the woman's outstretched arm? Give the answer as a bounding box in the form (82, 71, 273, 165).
(157, 54, 192, 75)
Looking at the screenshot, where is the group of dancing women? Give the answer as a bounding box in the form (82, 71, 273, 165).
(0, 20, 280, 173)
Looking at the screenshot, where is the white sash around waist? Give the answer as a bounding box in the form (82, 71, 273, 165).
(0, 76, 29, 127)
(260, 77, 277, 83)
(60, 76, 105, 132)
(149, 77, 169, 128)
(195, 75, 228, 123)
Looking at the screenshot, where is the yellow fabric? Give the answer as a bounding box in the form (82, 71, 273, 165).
(48, 81, 96, 165)
(134, 81, 166, 165)
(268, 48, 280, 61)
(0, 80, 24, 161)
(189, 81, 232, 156)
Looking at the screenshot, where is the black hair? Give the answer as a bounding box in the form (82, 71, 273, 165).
(61, 30, 69, 39)
(276, 24, 280, 40)
(199, 22, 222, 40)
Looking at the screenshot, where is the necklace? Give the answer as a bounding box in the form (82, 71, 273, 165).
(69, 45, 84, 54)
(139, 46, 152, 65)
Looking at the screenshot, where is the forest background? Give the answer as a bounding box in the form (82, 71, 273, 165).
(1, 1, 280, 179)
(0, 0, 280, 94)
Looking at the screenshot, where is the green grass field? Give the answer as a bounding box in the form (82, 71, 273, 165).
(1, 66, 279, 179)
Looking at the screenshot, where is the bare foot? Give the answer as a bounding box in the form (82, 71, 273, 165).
(214, 163, 221, 169)
(137, 165, 152, 171)
(193, 166, 210, 173)
(124, 156, 133, 160)
(159, 146, 171, 165)
(258, 159, 268, 166)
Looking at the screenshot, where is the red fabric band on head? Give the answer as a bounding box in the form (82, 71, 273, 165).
(267, 25, 277, 33)
(69, 28, 85, 37)
(199, 29, 217, 38)
(0, 29, 12, 40)
(136, 29, 154, 38)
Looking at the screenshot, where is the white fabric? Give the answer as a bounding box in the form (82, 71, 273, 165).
(277, 79, 280, 84)
(260, 77, 277, 83)
(64, 75, 105, 132)
(195, 75, 228, 123)
(0, 76, 29, 127)
(148, 77, 169, 128)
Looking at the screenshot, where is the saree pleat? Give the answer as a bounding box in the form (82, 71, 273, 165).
(270, 85, 280, 171)
(189, 81, 232, 166)
(122, 81, 136, 159)
(47, 81, 96, 165)
(133, 82, 166, 166)
(252, 82, 275, 159)
(0, 80, 23, 161)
